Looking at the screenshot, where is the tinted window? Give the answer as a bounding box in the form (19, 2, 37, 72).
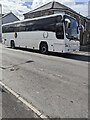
(2, 24, 17, 33)
(32, 17, 56, 32)
(2, 15, 62, 33)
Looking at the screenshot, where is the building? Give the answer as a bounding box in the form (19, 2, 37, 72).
(0, 10, 19, 42)
(88, 1, 90, 17)
(24, 1, 80, 19)
(2, 12, 19, 24)
(0, 4, 2, 42)
(23, 1, 90, 46)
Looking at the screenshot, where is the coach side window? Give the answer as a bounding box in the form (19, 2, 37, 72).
(33, 17, 56, 32)
(2, 26, 5, 33)
(55, 22, 64, 39)
(25, 21, 34, 31)
(4, 25, 13, 33)
(9, 27, 15, 32)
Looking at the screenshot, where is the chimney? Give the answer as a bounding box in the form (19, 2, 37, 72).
(88, 1, 90, 17)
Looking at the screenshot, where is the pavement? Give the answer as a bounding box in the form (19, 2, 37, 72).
(72, 51, 90, 56)
(0, 86, 40, 119)
(0, 86, 2, 120)
(80, 45, 90, 52)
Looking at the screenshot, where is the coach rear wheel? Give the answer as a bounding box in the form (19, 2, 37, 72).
(11, 41, 15, 49)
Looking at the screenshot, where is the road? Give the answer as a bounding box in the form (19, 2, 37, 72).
(0, 43, 89, 118)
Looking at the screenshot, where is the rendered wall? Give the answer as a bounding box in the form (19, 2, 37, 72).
(88, 1, 90, 17)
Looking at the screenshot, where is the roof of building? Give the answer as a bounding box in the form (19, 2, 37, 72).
(23, 1, 90, 22)
(2, 12, 20, 20)
(24, 1, 67, 14)
(23, 2, 81, 17)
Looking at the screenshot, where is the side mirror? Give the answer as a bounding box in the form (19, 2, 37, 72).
(79, 25, 84, 32)
(68, 23, 71, 28)
(65, 18, 71, 28)
(79, 25, 82, 30)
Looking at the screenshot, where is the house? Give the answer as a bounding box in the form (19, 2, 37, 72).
(88, 1, 90, 18)
(0, 11, 19, 42)
(2, 12, 19, 24)
(23, 1, 90, 46)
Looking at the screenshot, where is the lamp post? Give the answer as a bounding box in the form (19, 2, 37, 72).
(0, 4, 2, 42)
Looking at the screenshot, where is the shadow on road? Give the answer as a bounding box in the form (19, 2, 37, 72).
(8, 47, 90, 62)
(48, 52, 90, 62)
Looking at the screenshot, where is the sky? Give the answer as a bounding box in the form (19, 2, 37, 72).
(0, 0, 89, 20)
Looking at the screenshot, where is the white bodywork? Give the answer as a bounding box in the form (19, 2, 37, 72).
(2, 31, 80, 53)
(2, 13, 80, 53)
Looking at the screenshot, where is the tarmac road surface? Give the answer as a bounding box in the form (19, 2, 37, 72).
(0, 44, 89, 118)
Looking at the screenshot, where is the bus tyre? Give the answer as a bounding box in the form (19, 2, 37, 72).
(40, 43, 48, 54)
(11, 41, 15, 49)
